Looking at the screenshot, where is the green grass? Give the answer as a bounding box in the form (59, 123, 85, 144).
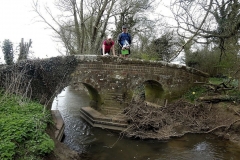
(183, 77, 240, 102)
(0, 94, 54, 160)
(140, 53, 158, 61)
(183, 86, 207, 102)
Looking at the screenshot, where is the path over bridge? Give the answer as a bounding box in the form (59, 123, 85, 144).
(0, 55, 209, 115)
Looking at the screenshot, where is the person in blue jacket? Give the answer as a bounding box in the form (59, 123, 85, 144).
(117, 25, 132, 57)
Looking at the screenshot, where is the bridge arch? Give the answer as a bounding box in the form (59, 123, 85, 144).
(82, 83, 102, 111)
(130, 79, 165, 105)
(143, 80, 164, 105)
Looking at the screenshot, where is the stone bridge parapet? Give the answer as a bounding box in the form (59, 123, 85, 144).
(70, 55, 209, 114)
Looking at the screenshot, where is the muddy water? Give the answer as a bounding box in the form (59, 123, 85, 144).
(52, 86, 240, 160)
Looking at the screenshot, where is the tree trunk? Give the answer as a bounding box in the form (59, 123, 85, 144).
(72, 0, 81, 54)
(90, 0, 109, 53)
(79, 0, 85, 54)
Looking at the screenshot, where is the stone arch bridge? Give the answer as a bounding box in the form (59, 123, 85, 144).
(0, 55, 209, 115)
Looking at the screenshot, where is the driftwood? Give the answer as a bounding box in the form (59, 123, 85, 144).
(195, 81, 238, 103)
(197, 95, 233, 103)
(195, 81, 234, 93)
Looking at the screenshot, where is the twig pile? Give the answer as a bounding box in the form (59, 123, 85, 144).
(122, 99, 237, 140)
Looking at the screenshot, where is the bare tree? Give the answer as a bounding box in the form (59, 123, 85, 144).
(32, 0, 160, 55)
(111, 0, 162, 56)
(148, 31, 183, 62)
(170, 0, 240, 61)
(32, 0, 120, 55)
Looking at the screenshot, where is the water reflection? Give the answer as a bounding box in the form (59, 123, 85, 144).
(52, 86, 240, 160)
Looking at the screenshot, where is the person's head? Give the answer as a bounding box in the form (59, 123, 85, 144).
(106, 35, 112, 43)
(122, 25, 128, 33)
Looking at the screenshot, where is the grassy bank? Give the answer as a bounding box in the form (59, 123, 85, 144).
(0, 93, 54, 160)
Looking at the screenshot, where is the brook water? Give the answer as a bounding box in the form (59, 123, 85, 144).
(52, 86, 240, 160)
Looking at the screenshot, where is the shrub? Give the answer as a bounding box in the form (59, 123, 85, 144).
(0, 94, 54, 159)
(1, 39, 14, 65)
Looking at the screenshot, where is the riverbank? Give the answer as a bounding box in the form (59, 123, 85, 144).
(44, 124, 81, 160)
(0, 93, 54, 160)
(43, 110, 81, 160)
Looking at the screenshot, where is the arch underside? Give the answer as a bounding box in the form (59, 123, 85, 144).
(144, 80, 165, 105)
(82, 83, 102, 111)
(132, 80, 165, 106)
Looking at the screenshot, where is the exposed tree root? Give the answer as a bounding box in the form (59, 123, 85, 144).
(205, 119, 240, 134)
(205, 125, 228, 134)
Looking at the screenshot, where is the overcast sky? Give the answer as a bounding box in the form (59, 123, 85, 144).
(0, 0, 60, 63)
(0, 1, 182, 64)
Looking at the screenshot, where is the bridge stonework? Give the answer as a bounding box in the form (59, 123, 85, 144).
(70, 55, 209, 114)
(0, 55, 209, 115)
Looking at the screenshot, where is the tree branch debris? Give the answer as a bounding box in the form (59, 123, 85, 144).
(122, 99, 240, 140)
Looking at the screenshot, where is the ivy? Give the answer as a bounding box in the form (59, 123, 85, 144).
(0, 56, 78, 104)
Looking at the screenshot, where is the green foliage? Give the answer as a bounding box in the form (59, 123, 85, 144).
(0, 141, 15, 160)
(0, 56, 78, 105)
(184, 77, 240, 103)
(1, 39, 14, 65)
(184, 44, 239, 77)
(208, 77, 226, 85)
(183, 86, 207, 102)
(0, 94, 54, 160)
(149, 31, 181, 62)
(209, 77, 240, 102)
(209, 77, 238, 88)
(227, 90, 240, 102)
(185, 46, 218, 75)
(140, 53, 158, 61)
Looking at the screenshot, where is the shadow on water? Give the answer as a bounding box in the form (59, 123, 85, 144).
(52, 86, 240, 160)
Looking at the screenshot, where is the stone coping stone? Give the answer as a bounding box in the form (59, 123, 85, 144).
(81, 107, 127, 123)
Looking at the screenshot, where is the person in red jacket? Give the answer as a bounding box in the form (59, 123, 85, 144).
(101, 35, 116, 56)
